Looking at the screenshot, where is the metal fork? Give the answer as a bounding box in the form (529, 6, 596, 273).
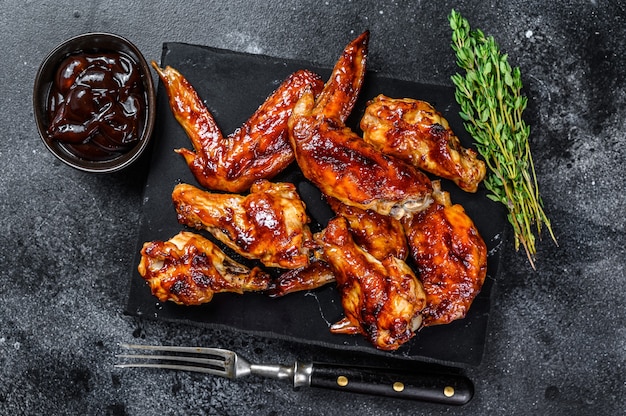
(115, 343, 473, 405)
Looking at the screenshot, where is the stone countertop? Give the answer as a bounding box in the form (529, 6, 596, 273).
(1, 1, 624, 415)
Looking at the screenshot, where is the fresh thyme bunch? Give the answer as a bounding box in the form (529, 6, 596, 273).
(449, 9, 556, 268)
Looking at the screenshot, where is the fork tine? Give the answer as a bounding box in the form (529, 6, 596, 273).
(115, 343, 235, 378)
(116, 353, 227, 368)
(118, 343, 233, 358)
(115, 362, 230, 377)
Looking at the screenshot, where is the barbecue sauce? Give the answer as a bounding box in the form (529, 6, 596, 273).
(47, 52, 145, 160)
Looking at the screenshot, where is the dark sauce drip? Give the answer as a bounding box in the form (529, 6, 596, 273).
(47, 52, 145, 160)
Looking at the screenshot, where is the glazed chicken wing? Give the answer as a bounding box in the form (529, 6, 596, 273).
(153, 62, 324, 192)
(326, 196, 408, 260)
(173, 180, 313, 269)
(138, 231, 271, 305)
(402, 181, 488, 326)
(288, 32, 433, 220)
(317, 216, 426, 351)
(360, 95, 486, 193)
(266, 260, 336, 297)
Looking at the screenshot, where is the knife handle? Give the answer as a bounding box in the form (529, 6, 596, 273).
(308, 362, 473, 405)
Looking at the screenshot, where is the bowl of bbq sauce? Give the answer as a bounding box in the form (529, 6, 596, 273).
(33, 33, 156, 173)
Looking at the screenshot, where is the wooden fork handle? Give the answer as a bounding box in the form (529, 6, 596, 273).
(308, 362, 473, 405)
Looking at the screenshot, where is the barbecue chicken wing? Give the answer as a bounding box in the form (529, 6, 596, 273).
(266, 260, 336, 297)
(288, 32, 433, 220)
(402, 181, 487, 326)
(173, 180, 313, 269)
(153, 62, 324, 192)
(326, 197, 408, 260)
(138, 231, 271, 305)
(317, 216, 426, 350)
(360, 95, 486, 193)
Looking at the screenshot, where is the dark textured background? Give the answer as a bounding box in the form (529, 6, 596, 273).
(1, 1, 624, 415)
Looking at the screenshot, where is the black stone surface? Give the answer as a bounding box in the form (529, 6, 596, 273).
(1, 1, 624, 415)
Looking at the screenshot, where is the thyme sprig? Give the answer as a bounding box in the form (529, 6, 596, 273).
(449, 9, 556, 268)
